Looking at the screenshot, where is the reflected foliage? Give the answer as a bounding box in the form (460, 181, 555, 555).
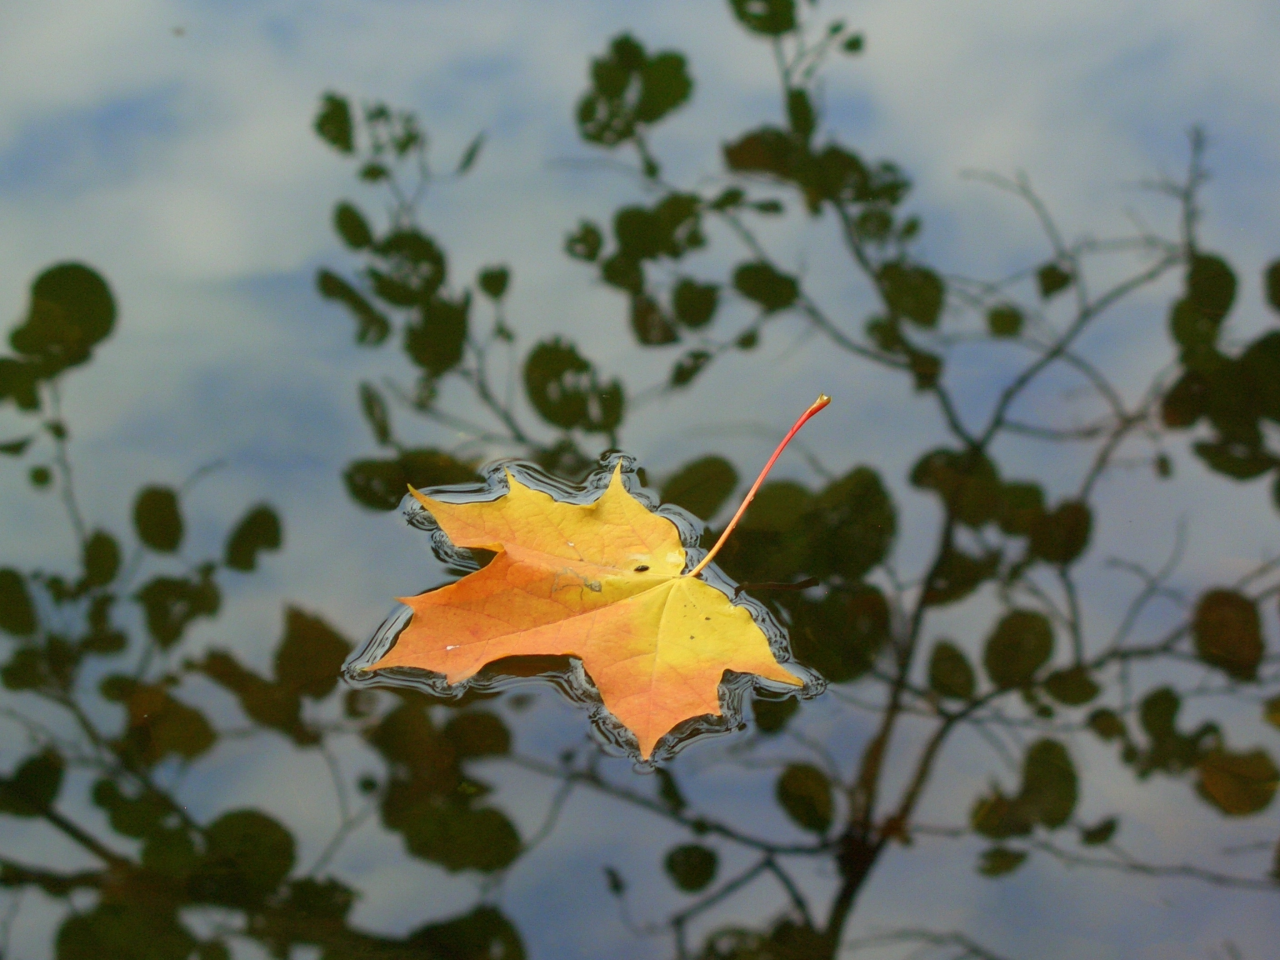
(307, 3, 1280, 957)
(5, 1, 1280, 959)
(313, 90, 626, 510)
(1, 264, 525, 958)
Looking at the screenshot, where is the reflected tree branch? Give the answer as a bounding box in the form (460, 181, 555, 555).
(844, 927, 1014, 960)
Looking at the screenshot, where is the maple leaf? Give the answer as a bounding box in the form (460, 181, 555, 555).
(365, 396, 830, 759)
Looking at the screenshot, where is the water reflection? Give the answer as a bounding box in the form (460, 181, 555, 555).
(3, 2, 1280, 959)
(344, 455, 824, 764)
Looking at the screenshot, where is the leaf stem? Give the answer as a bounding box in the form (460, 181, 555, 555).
(685, 394, 830, 579)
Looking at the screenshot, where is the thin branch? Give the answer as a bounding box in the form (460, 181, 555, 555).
(519, 777, 576, 856)
(1029, 837, 1280, 891)
(0, 859, 104, 896)
(670, 857, 772, 949)
(307, 796, 378, 878)
(764, 856, 814, 928)
(844, 928, 1014, 960)
(507, 754, 831, 856)
(46, 382, 87, 546)
(977, 249, 1180, 449)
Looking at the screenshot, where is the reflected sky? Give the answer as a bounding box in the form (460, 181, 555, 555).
(2, 2, 1280, 959)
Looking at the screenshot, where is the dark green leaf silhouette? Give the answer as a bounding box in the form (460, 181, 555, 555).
(344, 450, 480, 511)
(1087, 707, 1126, 741)
(83, 529, 121, 587)
(90, 780, 171, 839)
(224, 505, 283, 572)
(523, 339, 624, 434)
(717, 480, 810, 585)
(1192, 439, 1275, 480)
(672, 277, 718, 328)
(577, 35, 692, 150)
(1266, 695, 1280, 730)
(1, 648, 44, 690)
(972, 739, 1077, 837)
(910, 448, 1002, 528)
(314, 92, 354, 153)
(1131, 687, 1210, 776)
(333, 201, 373, 249)
(82, 595, 125, 653)
(478, 265, 510, 300)
(57, 902, 196, 960)
(752, 693, 800, 733)
(1186, 254, 1237, 327)
(879, 261, 944, 328)
(987, 303, 1023, 337)
(0, 749, 64, 815)
(370, 699, 521, 872)
(1020, 740, 1078, 827)
(444, 711, 512, 758)
(0, 435, 32, 455)
(665, 843, 718, 892)
(1161, 373, 1207, 428)
(929, 641, 975, 700)
(457, 132, 485, 173)
(0, 568, 36, 635)
(733, 261, 798, 313)
(10, 263, 115, 377)
(984, 610, 1053, 689)
(1037, 262, 1072, 299)
(377, 228, 448, 297)
(723, 127, 797, 182)
(1080, 817, 1118, 845)
(410, 906, 525, 960)
(1196, 748, 1279, 816)
(133, 486, 184, 553)
(197, 608, 348, 745)
(978, 847, 1027, 877)
(729, 0, 796, 36)
(135, 568, 220, 648)
(565, 220, 604, 261)
(802, 466, 895, 581)
(661, 455, 738, 521)
(359, 381, 392, 446)
(1192, 589, 1263, 681)
(602, 253, 643, 294)
(970, 791, 1033, 840)
(1265, 259, 1280, 312)
(922, 547, 999, 606)
(1029, 500, 1092, 565)
(776, 763, 833, 833)
(404, 294, 469, 376)
(191, 810, 295, 907)
(789, 585, 890, 683)
(101, 678, 216, 765)
(1043, 666, 1100, 706)
(630, 294, 680, 345)
(997, 481, 1045, 536)
(670, 348, 712, 387)
(316, 269, 391, 345)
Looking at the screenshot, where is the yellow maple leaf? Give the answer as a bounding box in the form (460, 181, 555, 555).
(365, 396, 830, 759)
